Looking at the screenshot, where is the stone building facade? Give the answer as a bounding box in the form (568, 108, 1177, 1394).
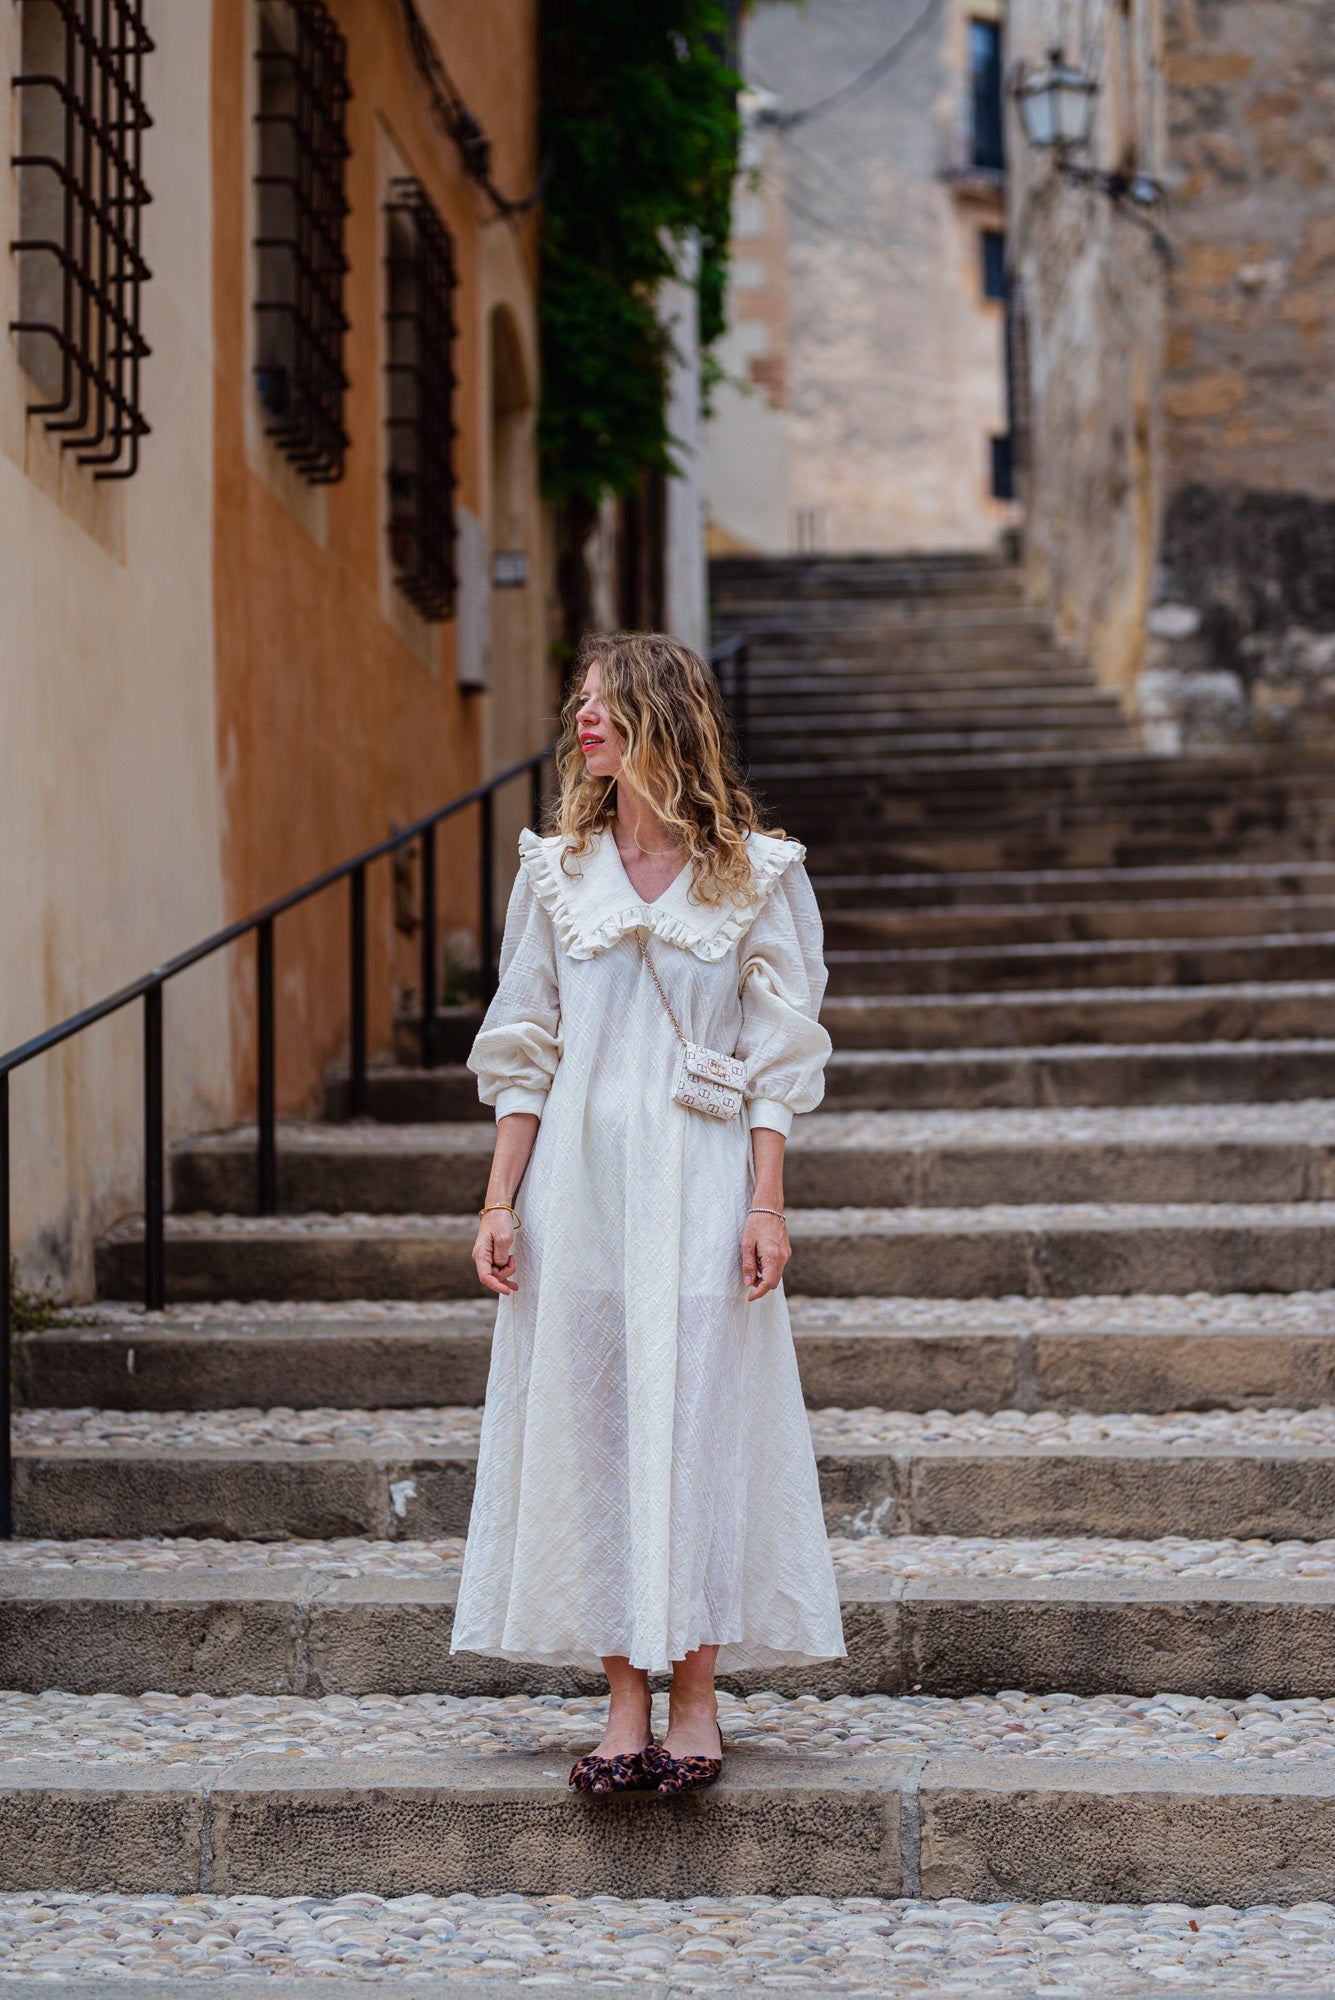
(1009, 0, 1334, 744)
(704, 0, 1020, 555)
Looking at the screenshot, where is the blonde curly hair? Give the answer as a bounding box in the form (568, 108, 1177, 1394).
(555, 631, 779, 907)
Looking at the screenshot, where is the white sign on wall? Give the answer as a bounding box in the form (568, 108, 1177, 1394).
(455, 506, 491, 690)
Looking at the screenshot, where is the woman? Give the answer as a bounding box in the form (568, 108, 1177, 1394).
(454, 631, 845, 1796)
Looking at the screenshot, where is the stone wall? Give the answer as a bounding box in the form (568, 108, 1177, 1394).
(1144, 0, 1335, 746)
(1006, 0, 1166, 708)
(704, 0, 1017, 555)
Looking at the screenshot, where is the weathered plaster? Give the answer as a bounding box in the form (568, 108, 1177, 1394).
(0, 1, 231, 1294)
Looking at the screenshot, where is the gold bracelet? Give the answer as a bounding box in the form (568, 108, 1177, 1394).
(478, 1203, 522, 1229)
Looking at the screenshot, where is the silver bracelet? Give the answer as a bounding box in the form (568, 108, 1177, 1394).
(749, 1206, 787, 1223)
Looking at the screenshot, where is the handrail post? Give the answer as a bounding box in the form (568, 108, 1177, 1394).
(257, 918, 277, 1215)
(349, 864, 367, 1117)
(1, 1071, 12, 1538)
(530, 756, 543, 833)
(143, 983, 165, 1312)
(479, 787, 496, 1002)
(419, 824, 438, 1069)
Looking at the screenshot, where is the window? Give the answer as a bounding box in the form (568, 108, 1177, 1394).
(9, 0, 154, 480)
(990, 433, 1015, 501)
(384, 177, 458, 621)
(981, 230, 1007, 302)
(969, 19, 1005, 173)
(253, 0, 350, 485)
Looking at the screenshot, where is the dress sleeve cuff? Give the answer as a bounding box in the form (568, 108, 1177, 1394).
(494, 1086, 548, 1122)
(748, 1098, 794, 1137)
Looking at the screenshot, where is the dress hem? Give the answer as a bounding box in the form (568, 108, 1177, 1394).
(449, 1635, 849, 1675)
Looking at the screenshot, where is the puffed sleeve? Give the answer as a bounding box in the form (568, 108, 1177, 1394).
(467, 867, 562, 1120)
(733, 858, 832, 1137)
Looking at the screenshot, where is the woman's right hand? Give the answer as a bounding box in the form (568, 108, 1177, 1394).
(473, 1210, 519, 1297)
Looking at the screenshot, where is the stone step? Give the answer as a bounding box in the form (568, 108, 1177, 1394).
(786, 792, 1335, 843)
(712, 558, 1016, 594)
(825, 1040, 1335, 1110)
(764, 745, 1332, 796)
(812, 861, 1335, 909)
(169, 1107, 1335, 1221)
(744, 657, 1079, 685)
(767, 783, 1296, 822)
(745, 685, 1121, 717)
(7, 1543, 1335, 1701)
(824, 896, 1335, 950)
(93, 1200, 1335, 1305)
(827, 1040, 1335, 1110)
(336, 1041, 1335, 1123)
(16, 1403, 1335, 1542)
(714, 599, 1036, 628)
(6, 1688, 1335, 1902)
(752, 715, 1129, 750)
(721, 609, 1041, 636)
(707, 552, 1011, 588)
(324, 1066, 488, 1124)
(824, 931, 1335, 994)
(21, 1290, 1335, 1416)
(756, 727, 1136, 763)
(803, 790, 1335, 840)
(745, 663, 1094, 696)
(398, 983, 1335, 1077)
(805, 826, 1335, 878)
(823, 982, 1335, 1049)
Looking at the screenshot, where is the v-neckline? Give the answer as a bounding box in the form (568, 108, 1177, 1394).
(607, 831, 692, 909)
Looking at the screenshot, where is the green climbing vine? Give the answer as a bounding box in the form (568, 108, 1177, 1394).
(539, 1, 742, 508)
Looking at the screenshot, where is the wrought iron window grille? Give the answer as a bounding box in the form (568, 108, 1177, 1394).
(253, 0, 351, 485)
(384, 175, 458, 622)
(9, 0, 154, 480)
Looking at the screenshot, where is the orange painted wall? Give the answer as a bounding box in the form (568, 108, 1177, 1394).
(211, 0, 540, 1113)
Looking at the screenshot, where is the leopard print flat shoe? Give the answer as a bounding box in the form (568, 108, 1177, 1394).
(645, 1736, 723, 1796)
(568, 1748, 658, 1794)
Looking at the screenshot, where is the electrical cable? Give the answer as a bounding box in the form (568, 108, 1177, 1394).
(396, 0, 548, 218)
(758, 0, 949, 128)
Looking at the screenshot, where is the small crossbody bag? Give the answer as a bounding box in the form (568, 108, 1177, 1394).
(637, 931, 746, 1122)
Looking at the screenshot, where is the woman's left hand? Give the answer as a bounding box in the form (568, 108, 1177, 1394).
(742, 1210, 790, 1302)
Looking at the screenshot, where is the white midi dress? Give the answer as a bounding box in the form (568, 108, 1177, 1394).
(450, 826, 847, 1675)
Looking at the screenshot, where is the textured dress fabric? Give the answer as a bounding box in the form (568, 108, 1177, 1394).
(451, 826, 847, 1675)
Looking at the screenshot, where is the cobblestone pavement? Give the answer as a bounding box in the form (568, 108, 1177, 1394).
(7, 1689, 1335, 1767)
(793, 1101, 1335, 1146)
(7, 1531, 1335, 1581)
(73, 1289, 1335, 1330)
(4, 1890, 1335, 1989)
(18, 1404, 1335, 1452)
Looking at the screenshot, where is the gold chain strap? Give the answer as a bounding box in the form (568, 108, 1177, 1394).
(637, 930, 687, 1048)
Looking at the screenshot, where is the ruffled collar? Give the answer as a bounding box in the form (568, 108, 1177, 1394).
(518, 826, 805, 962)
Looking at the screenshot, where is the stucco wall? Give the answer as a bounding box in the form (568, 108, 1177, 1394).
(0, 1, 231, 1295)
(211, 0, 546, 1111)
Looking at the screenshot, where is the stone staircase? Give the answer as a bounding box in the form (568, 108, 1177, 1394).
(9, 554, 1335, 1976)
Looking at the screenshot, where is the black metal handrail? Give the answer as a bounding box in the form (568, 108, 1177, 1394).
(0, 744, 553, 1536)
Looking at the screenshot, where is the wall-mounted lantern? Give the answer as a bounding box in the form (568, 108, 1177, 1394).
(1012, 44, 1168, 241)
(1014, 48, 1098, 151)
